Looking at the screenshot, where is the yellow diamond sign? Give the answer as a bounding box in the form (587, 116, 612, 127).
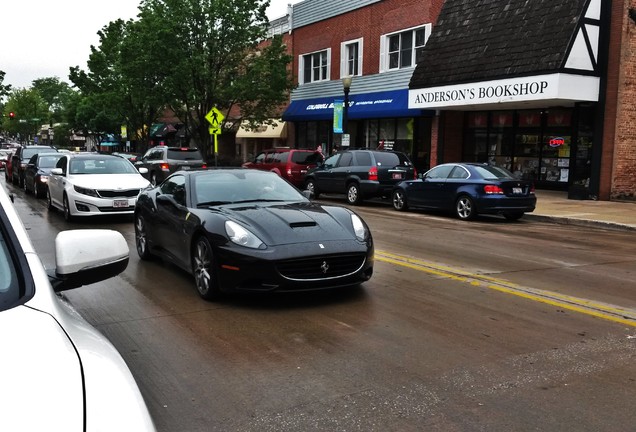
(205, 107, 224, 135)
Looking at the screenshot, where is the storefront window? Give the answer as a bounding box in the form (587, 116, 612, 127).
(463, 108, 580, 186)
(488, 111, 514, 169)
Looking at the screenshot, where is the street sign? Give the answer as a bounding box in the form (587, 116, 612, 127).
(205, 107, 225, 135)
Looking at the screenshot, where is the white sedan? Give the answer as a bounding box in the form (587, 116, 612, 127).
(47, 153, 150, 221)
(0, 185, 156, 431)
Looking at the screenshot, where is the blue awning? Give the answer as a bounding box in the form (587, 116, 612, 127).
(282, 89, 431, 121)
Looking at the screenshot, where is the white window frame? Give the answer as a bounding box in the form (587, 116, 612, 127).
(298, 48, 331, 85)
(340, 38, 364, 78)
(379, 24, 432, 73)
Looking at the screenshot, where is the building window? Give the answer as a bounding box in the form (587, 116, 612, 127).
(300, 49, 331, 84)
(341, 38, 363, 77)
(380, 25, 431, 72)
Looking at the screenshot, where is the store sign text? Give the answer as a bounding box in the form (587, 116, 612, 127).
(413, 81, 549, 105)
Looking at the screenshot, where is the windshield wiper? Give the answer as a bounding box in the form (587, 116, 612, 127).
(197, 201, 231, 207)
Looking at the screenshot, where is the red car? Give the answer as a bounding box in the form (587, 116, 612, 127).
(242, 148, 324, 188)
(2, 149, 16, 181)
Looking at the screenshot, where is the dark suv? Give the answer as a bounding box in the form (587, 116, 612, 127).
(304, 149, 417, 205)
(11, 145, 58, 187)
(135, 146, 206, 186)
(242, 148, 323, 187)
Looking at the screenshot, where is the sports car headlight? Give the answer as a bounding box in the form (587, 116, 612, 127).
(225, 221, 264, 249)
(74, 185, 99, 197)
(351, 214, 368, 241)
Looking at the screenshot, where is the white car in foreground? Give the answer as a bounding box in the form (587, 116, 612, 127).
(47, 153, 150, 221)
(0, 186, 155, 431)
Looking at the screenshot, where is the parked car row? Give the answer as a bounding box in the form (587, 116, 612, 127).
(8, 144, 537, 222)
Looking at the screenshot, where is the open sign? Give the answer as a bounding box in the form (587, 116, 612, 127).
(549, 137, 565, 147)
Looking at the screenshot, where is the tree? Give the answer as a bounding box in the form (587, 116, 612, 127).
(70, 18, 169, 151)
(31, 77, 75, 124)
(0, 71, 11, 101)
(1, 88, 49, 140)
(137, 0, 294, 158)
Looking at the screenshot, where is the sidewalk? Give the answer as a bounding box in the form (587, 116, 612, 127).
(528, 190, 636, 232)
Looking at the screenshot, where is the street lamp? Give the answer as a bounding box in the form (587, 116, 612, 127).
(342, 75, 352, 135)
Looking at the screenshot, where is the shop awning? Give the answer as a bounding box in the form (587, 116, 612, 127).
(236, 120, 287, 139)
(408, 0, 601, 110)
(282, 89, 429, 122)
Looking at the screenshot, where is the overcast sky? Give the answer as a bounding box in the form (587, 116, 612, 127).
(0, 0, 298, 90)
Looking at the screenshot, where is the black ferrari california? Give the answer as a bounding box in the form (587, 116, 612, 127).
(134, 169, 374, 300)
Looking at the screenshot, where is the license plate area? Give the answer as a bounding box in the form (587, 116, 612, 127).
(392, 172, 404, 180)
(113, 199, 130, 208)
(512, 187, 523, 194)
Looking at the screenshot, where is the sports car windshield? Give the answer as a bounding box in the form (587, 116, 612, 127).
(194, 170, 308, 206)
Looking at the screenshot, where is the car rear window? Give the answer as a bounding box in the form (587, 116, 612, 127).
(22, 147, 55, 160)
(167, 149, 203, 161)
(291, 151, 322, 164)
(373, 152, 411, 166)
(473, 165, 515, 180)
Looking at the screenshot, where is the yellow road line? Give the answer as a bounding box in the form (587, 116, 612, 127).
(375, 250, 636, 327)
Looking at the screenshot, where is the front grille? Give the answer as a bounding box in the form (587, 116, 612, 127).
(97, 189, 140, 198)
(277, 253, 367, 281)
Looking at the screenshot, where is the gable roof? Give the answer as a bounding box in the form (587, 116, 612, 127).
(410, 0, 591, 90)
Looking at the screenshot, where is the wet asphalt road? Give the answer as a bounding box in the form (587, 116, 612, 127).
(5, 177, 636, 432)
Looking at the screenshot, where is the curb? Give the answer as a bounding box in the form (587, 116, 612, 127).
(525, 213, 636, 232)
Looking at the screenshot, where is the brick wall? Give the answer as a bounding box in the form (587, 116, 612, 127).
(611, 0, 636, 200)
(291, 0, 444, 82)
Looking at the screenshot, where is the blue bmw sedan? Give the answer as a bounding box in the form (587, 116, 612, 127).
(391, 163, 537, 221)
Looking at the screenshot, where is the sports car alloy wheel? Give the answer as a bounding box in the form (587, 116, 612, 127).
(135, 215, 153, 260)
(192, 236, 219, 300)
(455, 195, 476, 220)
(392, 189, 408, 211)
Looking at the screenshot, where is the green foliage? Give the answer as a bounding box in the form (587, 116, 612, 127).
(134, 0, 293, 157)
(1, 88, 49, 137)
(0, 71, 11, 101)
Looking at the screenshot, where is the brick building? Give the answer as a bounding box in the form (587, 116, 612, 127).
(279, 0, 636, 201)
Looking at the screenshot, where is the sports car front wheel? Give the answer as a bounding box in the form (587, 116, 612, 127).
(135, 215, 154, 260)
(192, 236, 220, 301)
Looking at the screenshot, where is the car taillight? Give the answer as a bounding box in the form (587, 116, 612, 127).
(413, 167, 418, 179)
(202, 163, 207, 169)
(369, 166, 378, 181)
(530, 184, 535, 194)
(484, 184, 504, 194)
(160, 163, 170, 171)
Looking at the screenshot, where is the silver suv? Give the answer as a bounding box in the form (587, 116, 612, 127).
(136, 146, 206, 186)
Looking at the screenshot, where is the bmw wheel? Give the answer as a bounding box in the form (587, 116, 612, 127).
(135, 214, 153, 260)
(192, 236, 220, 301)
(346, 183, 362, 205)
(392, 189, 409, 211)
(305, 179, 320, 199)
(455, 195, 476, 220)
